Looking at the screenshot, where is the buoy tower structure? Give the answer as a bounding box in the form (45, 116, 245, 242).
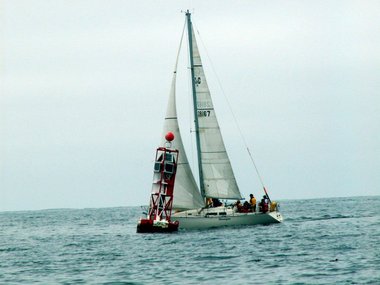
(137, 132, 180, 233)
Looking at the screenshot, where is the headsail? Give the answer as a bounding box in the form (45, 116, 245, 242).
(189, 21, 242, 200)
(161, 27, 204, 210)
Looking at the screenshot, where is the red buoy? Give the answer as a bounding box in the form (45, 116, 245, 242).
(165, 132, 175, 142)
(137, 140, 180, 233)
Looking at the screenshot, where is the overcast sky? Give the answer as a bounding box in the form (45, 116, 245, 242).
(1, 1, 379, 211)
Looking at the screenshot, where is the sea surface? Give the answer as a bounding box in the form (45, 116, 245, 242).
(0, 196, 379, 284)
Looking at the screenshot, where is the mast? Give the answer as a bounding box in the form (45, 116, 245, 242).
(186, 10, 205, 199)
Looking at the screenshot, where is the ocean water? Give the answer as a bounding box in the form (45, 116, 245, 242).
(1, 196, 379, 284)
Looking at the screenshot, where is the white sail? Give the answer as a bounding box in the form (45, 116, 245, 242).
(161, 35, 204, 210)
(190, 28, 242, 200)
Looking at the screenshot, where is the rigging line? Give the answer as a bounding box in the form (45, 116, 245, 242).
(174, 19, 187, 72)
(193, 23, 267, 190)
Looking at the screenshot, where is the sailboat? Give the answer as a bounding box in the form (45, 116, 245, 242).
(151, 11, 283, 230)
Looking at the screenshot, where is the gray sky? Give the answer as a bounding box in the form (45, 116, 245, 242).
(1, 1, 379, 211)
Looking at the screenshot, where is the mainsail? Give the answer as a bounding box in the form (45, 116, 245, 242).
(189, 23, 242, 200)
(161, 29, 204, 210)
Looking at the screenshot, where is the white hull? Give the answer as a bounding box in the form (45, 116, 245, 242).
(172, 206, 283, 230)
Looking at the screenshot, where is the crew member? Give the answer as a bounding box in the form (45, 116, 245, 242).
(212, 198, 222, 207)
(249, 194, 257, 212)
(235, 200, 243, 212)
(261, 195, 269, 213)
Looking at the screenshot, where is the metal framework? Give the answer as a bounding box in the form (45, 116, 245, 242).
(137, 144, 180, 233)
(148, 147, 179, 222)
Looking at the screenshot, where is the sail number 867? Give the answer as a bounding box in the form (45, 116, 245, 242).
(198, 110, 211, 117)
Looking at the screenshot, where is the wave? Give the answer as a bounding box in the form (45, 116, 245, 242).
(287, 214, 355, 223)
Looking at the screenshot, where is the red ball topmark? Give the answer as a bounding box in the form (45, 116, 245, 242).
(165, 132, 175, 142)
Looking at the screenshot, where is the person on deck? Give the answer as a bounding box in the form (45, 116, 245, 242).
(243, 201, 251, 211)
(261, 195, 269, 213)
(212, 198, 222, 207)
(249, 194, 257, 212)
(235, 200, 243, 212)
